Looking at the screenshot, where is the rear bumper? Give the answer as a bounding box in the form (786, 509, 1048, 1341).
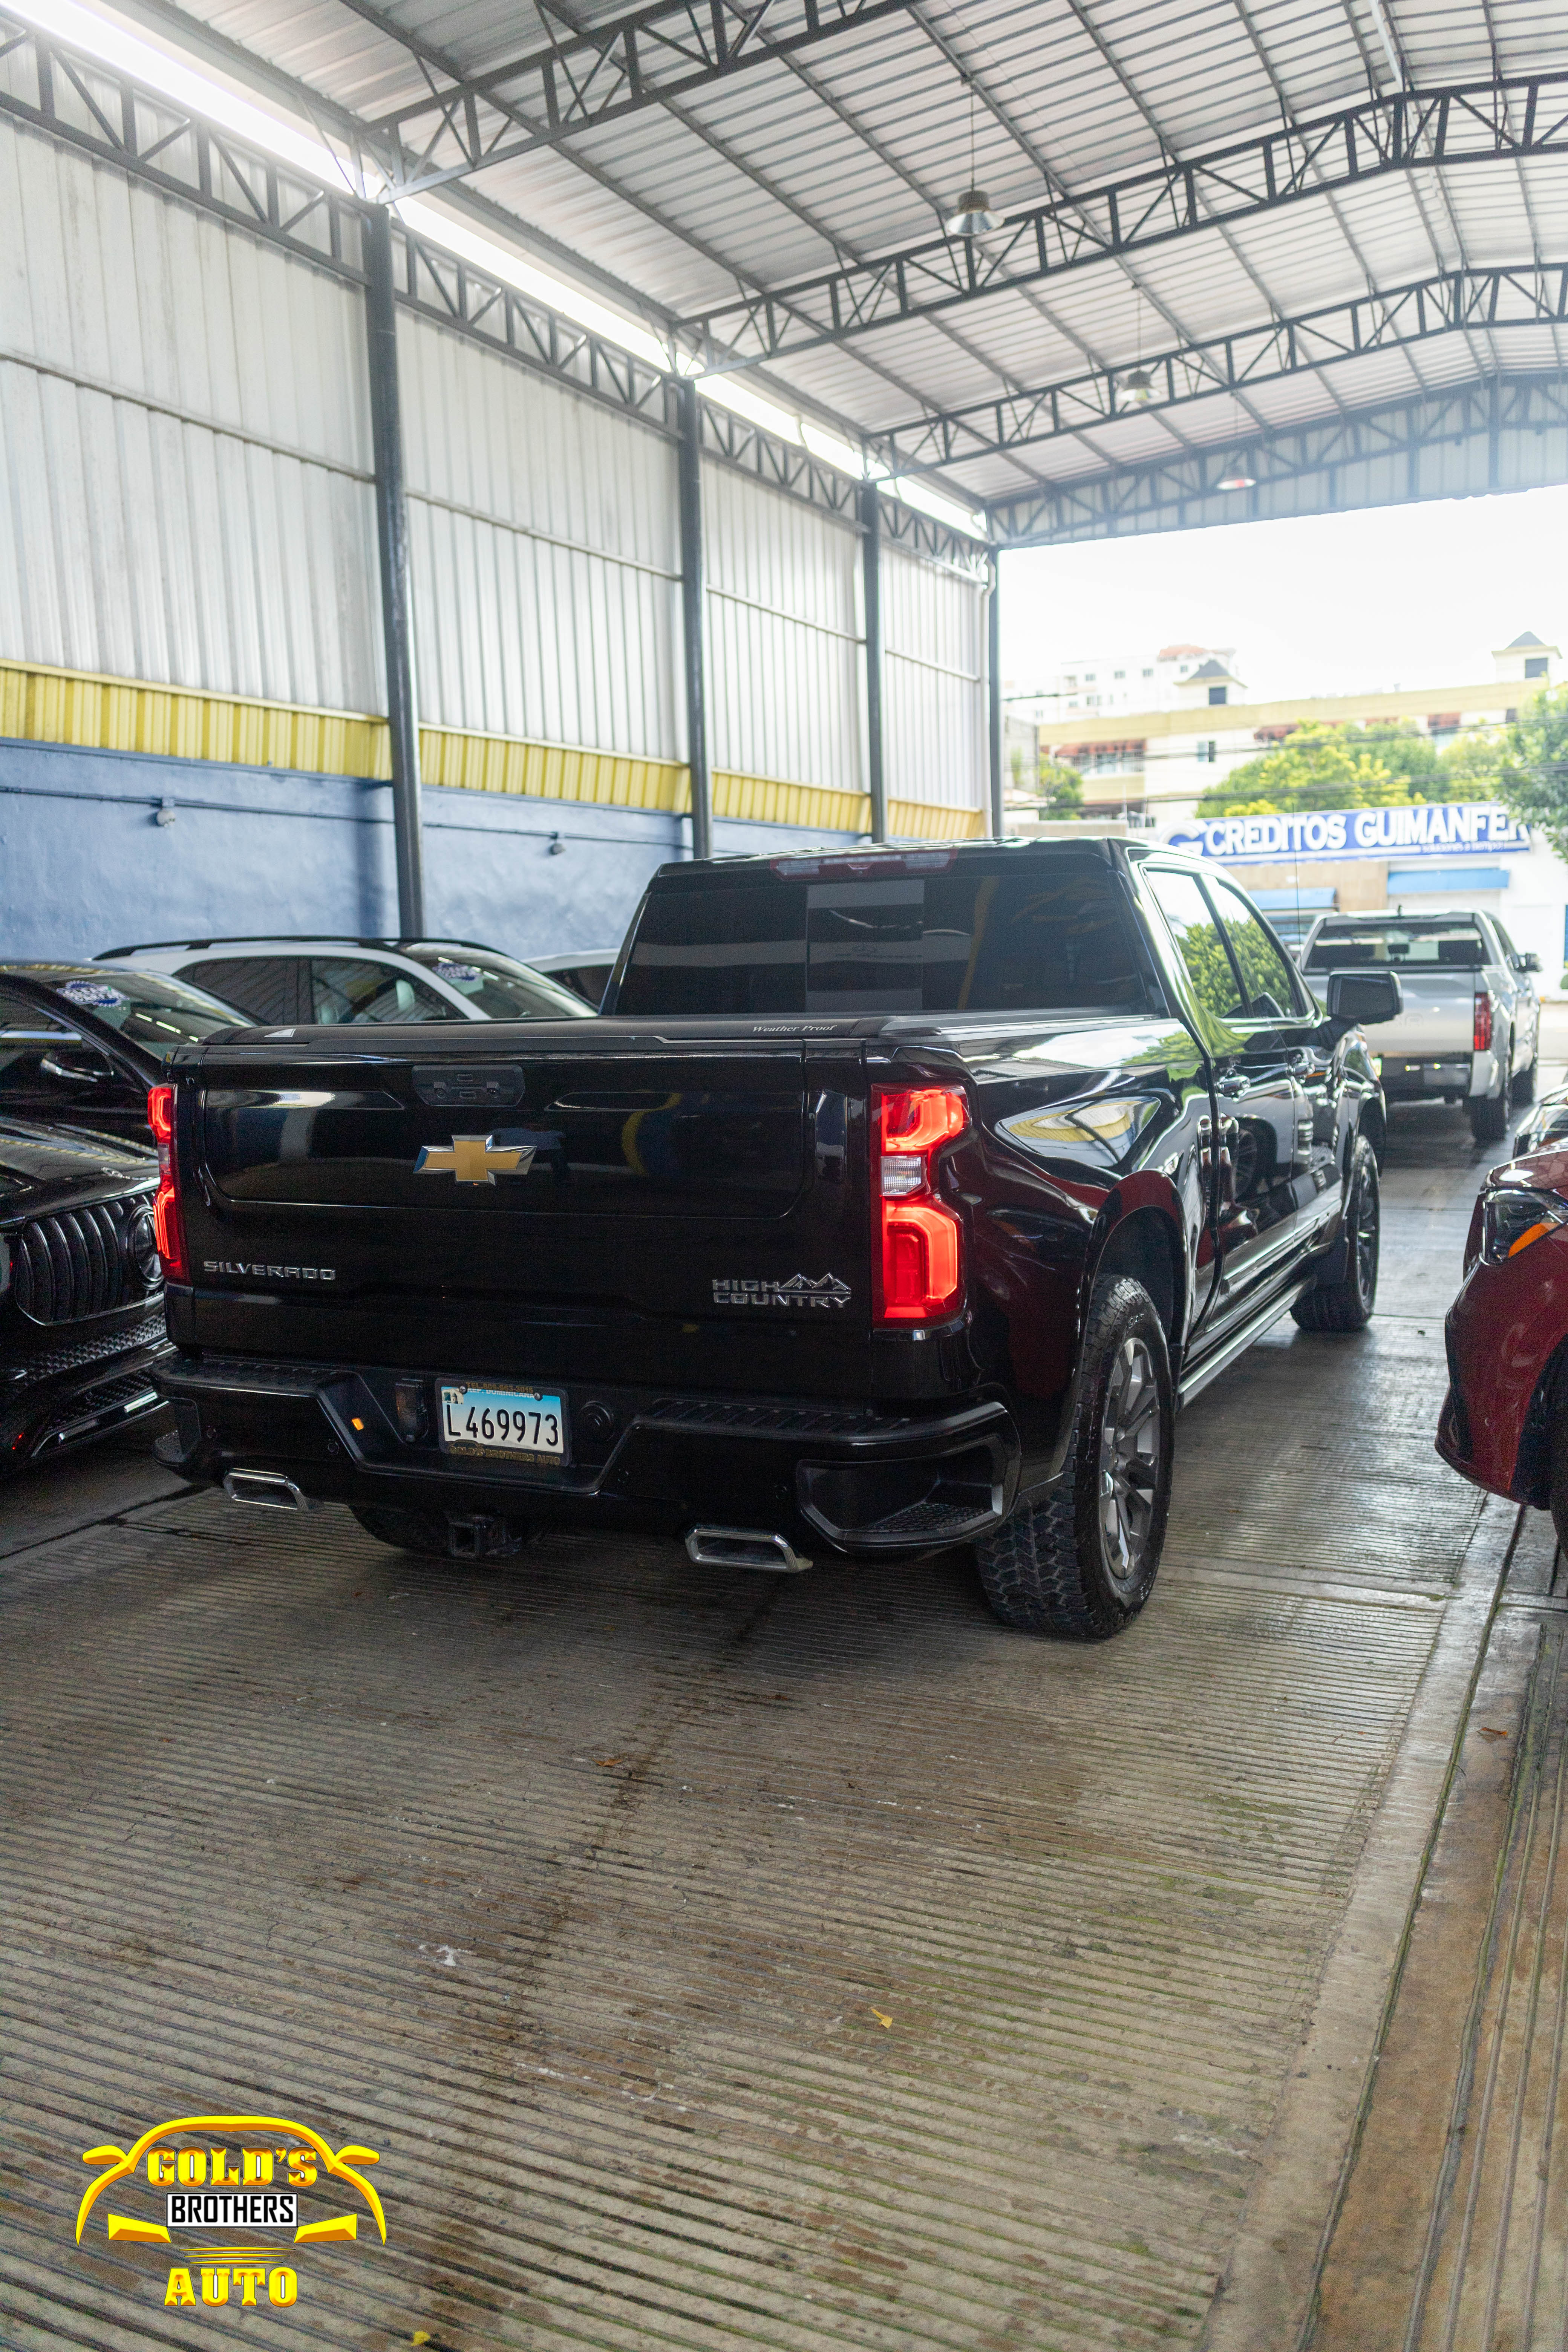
(156, 1352, 1022, 1556)
(2, 1321, 174, 1471)
(1379, 1052, 1478, 1101)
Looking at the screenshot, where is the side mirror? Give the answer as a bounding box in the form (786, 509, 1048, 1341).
(38, 1051, 109, 1087)
(1516, 951, 1544, 974)
(1324, 967, 1403, 1030)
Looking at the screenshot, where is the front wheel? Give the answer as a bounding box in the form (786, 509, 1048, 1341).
(974, 1275, 1173, 1638)
(1469, 1041, 1513, 1143)
(1292, 1137, 1379, 1332)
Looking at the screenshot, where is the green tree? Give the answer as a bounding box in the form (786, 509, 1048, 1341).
(1037, 757, 1084, 816)
(1493, 685, 1568, 859)
(1339, 719, 1442, 795)
(1196, 722, 1405, 817)
(1438, 726, 1510, 798)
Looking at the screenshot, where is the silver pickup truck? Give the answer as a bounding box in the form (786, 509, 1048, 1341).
(1298, 907, 1541, 1142)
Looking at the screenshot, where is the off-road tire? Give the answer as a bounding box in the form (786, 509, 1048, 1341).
(1469, 1041, 1513, 1144)
(974, 1275, 1173, 1639)
(1292, 1137, 1379, 1332)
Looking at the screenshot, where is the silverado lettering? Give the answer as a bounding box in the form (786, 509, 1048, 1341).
(203, 1262, 337, 1281)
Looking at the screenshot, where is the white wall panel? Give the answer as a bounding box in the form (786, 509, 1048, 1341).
(881, 547, 987, 812)
(399, 314, 681, 756)
(702, 463, 862, 792)
(0, 123, 380, 707)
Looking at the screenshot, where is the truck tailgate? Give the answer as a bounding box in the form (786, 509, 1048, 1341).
(175, 1024, 876, 1390)
(1362, 971, 1476, 1058)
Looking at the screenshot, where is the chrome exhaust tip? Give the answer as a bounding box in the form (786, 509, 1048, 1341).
(222, 1470, 319, 1513)
(685, 1525, 812, 1574)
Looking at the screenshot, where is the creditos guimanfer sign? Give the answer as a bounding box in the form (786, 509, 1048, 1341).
(1162, 801, 1531, 865)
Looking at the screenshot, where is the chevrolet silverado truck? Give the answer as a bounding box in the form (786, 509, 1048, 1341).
(150, 841, 1397, 1638)
(1298, 908, 1539, 1143)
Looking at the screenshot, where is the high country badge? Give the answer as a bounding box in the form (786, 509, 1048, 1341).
(713, 1273, 852, 1309)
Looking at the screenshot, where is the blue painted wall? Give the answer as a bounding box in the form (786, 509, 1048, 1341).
(0, 737, 863, 962)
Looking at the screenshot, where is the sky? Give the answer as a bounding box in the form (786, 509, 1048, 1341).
(997, 484, 1568, 705)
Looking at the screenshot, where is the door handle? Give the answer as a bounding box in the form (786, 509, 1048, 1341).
(1215, 1075, 1248, 1098)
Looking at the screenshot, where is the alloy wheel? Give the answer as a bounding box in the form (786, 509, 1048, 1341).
(1098, 1334, 1163, 1592)
(1354, 1167, 1380, 1310)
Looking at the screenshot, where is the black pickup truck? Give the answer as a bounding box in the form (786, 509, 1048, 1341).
(151, 840, 1398, 1637)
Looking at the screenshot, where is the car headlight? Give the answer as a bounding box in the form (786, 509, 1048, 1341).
(1482, 1187, 1568, 1263)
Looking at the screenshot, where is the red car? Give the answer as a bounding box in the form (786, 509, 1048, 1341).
(1439, 1149, 1568, 1533)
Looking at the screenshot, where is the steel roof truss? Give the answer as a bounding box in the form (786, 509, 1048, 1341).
(686, 73, 1568, 366)
(358, 0, 917, 198)
(883, 264, 1568, 467)
(989, 375, 1568, 546)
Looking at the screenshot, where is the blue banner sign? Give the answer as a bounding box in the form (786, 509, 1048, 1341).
(1163, 802, 1531, 864)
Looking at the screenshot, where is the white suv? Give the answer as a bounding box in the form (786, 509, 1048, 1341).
(95, 936, 594, 1027)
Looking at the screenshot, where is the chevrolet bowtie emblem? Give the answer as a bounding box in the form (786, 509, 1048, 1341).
(414, 1134, 536, 1185)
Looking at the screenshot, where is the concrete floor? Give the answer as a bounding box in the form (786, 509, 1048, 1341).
(0, 1070, 1553, 2351)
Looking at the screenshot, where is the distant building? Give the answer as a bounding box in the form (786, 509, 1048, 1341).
(1015, 637, 1552, 828)
(1494, 631, 1560, 685)
(1002, 631, 1568, 982)
(1007, 643, 1238, 726)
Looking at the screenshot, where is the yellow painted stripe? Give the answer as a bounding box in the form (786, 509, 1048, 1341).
(0, 657, 983, 839)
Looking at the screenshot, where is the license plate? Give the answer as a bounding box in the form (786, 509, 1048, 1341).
(438, 1383, 567, 1461)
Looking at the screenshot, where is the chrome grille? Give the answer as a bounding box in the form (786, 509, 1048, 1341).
(11, 1196, 162, 1325)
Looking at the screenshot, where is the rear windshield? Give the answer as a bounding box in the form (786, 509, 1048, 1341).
(613, 863, 1148, 1018)
(11, 966, 244, 1053)
(1303, 921, 1489, 973)
(402, 945, 593, 1020)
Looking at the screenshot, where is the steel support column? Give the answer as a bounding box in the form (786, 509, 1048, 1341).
(677, 378, 714, 863)
(987, 554, 1004, 841)
(859, 480, 887, 844)
(365, 207, 426, 939)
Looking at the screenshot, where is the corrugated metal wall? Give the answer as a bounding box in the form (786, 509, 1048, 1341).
(702, 464, 864, 795)
(0, 118, 989, 820)
(400, 314, 681, 760)
(0, 122, 381, 713)
(882, 544, 987, 814)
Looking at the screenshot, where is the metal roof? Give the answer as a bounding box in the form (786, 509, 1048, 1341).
(31, 0, 1568, 541)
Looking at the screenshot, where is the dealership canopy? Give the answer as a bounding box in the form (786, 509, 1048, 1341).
(3, 0, 1565, 545)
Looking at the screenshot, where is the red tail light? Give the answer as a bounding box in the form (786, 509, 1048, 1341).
(1474, 989, 1493, 1053)
(873, 1085, 969, 1323)
(147, 1084, 187, 1282)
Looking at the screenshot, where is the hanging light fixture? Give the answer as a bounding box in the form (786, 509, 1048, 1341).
(1121, 368, 1154, 406)
(945, 77, 999, 239)
(1216, 472, 1256, 490)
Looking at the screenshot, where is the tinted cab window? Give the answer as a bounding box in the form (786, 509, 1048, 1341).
(180, 957, 306, 1024)
(1201, 877, 1306, 1019)
(1142, 870, 1245, 1024)
(614, 860, 1148, 1018)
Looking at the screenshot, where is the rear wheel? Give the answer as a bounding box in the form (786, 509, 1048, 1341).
(1292, 1137, 1379, 1332)
(1469, 1041, 1513, 1143)
(974, 1275, 1173, 1639)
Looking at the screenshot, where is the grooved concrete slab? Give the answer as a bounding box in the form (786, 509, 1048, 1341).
(0, 1098, 1526, 2349)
